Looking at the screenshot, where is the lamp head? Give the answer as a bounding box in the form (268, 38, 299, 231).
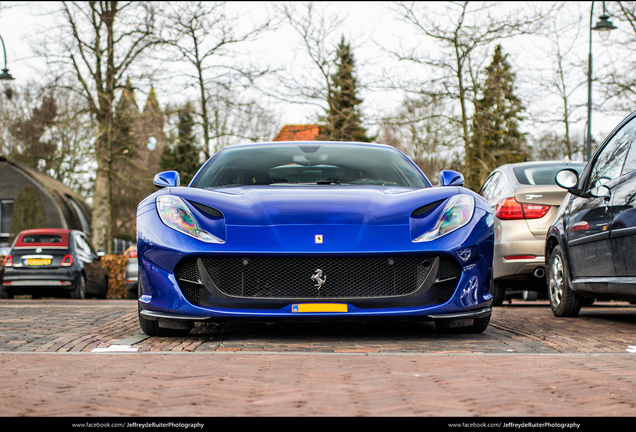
(593, 14, 618, 41)
(0, 68, 14, 81)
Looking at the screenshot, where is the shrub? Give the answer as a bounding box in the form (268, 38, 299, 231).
(101, 254, 128, 299)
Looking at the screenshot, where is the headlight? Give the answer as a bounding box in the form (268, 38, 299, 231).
(156, 195, 224, 243)
(413, 194, 475, 242)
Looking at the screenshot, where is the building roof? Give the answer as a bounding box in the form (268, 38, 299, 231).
(119, 78, 138, 111)
(273, 124, 323, 142)
(0, 154, 92, 235)
(144, 86, 161, 114)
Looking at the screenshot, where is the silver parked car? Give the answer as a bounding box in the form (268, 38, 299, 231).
(479, 161, 585, 305)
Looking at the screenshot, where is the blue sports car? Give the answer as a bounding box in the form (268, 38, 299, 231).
(136, 142, 495, 336)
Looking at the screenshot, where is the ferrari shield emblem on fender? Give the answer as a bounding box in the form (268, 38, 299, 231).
(315, 234, 323, 244)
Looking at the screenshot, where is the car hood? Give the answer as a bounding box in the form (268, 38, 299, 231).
(167, 185, 462, 226)
(138, 185, 493, 254)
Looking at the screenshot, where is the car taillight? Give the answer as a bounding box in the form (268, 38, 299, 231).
(495, 198, 524, 220)
(61, 255, 73, 266)
(495, 198, 550, 220)
(2, 255, 12, 267)
(522, 203, 550, 219)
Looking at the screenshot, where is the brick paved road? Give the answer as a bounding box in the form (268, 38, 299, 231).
(1, 299, 635, 419)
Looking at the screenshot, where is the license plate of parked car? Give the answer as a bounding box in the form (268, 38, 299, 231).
(23, 258, 52, 266)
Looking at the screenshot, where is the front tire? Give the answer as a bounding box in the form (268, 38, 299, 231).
(548, 246, 581, 317)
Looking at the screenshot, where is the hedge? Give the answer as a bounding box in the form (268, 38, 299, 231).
(102, 254, 129, 299)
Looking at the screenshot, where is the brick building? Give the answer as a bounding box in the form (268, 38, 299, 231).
(273, 124, 323, 141)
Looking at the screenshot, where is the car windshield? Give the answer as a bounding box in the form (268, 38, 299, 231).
(190, 144, 430, 189)
(513, 164, 585, 186)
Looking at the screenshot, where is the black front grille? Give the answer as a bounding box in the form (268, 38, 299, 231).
(179, 280, 201, 304)
(174, 255, 462, 306)
(202, 256, 435, 299)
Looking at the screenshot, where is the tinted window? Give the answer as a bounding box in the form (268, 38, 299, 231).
(191, 144, 430, 189)
(619, 118, 636, 175)
(479, 172, 501, 200)
(589, 118, 636, 188)
(513, 164, 585, 186)
(491, 173, 507, 197)
(22, 235, 62, 244)
(75, 234, 93, 254)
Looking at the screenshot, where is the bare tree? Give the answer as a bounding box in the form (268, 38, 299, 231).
(49, 86, 97, 199)
(33, 1, 162, 252)
(271, 2, 346, 116)
(161, 1, 276, 157)
(599, 1, 636, 111)
(384, 1, 549, 188)
(0, 79, 97, 199)
(379, 95, 463, 180)
(520, 2, 587, 161)
(539, 5, 585, 159)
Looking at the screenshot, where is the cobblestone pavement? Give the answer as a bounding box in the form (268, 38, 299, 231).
(1, 299, 635, 418)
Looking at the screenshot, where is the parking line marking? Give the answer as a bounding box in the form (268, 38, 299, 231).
(91, 345, 139, 353)
(90, 333, 148, 353)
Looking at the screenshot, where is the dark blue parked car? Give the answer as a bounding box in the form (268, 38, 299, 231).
(546, 109, 636, 316)
(136, 142, 495, 336)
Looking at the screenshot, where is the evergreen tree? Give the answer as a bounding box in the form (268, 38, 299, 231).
(160, 103, 200, 185)
(467, 45, 527, 190)
(110, 80, 142, 242)
(9, 95, 58, 172)
(318, 37, 371, 142)
(112, 82, 139, 162)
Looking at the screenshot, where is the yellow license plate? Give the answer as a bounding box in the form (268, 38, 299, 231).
(292, 303, 348, 313)
(24, 258, 52, 266)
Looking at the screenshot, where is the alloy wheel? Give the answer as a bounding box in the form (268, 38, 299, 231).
(549, 254, 563, 308)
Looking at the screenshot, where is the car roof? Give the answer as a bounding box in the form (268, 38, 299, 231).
(217, 141, 397, 151)
(14, 229, 74, 248)
(497, 160, 586, 170)
(18, 228, 74, 236)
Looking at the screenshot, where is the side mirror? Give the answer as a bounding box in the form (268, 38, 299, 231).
(590, 185, 611, 200)
(555, 169, 579, 189)
(153, 171, 180, 188)
(438, 170, 465, 187)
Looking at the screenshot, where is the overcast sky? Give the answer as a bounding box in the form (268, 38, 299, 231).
(0, 1, 629, 153)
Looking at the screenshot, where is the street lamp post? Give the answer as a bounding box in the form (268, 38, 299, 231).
(0, 34, 15, 81)
(586, 1, 617, 161)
